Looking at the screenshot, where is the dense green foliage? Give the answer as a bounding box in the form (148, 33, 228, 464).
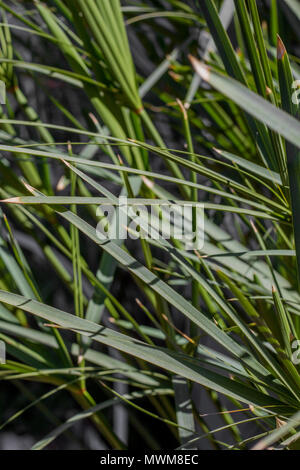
(0, 0, 300, 450)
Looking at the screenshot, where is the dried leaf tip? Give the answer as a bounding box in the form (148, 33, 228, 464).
(250, 219, 258, 233)
(56, 175, 68, 192)
(67, 141, 72, 154)
(277, 35, 286, 60)
(89, 113, 98, 126)
(176, 98, 187, 120)
(117, 154, 124, 165)
(275, 417, 287, 429)
(266, 86, 272, 96)
(61, 158, 71, 168)
(141, 175, 154, 189)
(188, 55, 211, 82)
(21, 180, 36, 194)
(0, 197, 22, 204)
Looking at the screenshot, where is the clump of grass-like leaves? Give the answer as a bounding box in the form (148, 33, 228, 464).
(0, 0, 299, 450)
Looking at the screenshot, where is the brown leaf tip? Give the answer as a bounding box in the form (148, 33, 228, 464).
(141, 175, 154, 189)
(266, 86, 272, 96)
(188, 55, 211, 82)
(277, 35, 286, 60)
(176, 98, 187, 120)
(0, 197, 21, 204)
